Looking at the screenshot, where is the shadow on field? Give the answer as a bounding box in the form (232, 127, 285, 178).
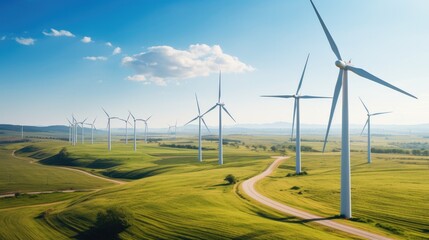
(256, 211, 340, 224)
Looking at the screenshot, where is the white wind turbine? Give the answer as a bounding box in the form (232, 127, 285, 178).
(77, 118, 87, 144)
(359, 98, 391, 164)
(125, 113, 131, 144)
(261, 54, 330, 174)
(310, 0, 417, 218)
(203, 71, 236, 165)
(102, 108, 123, 151)
(72, 115, 78, 146)
(185, 94, 210, 162)
(129, 111, 146, 151)
(143, 116, 151, 143)
(84, 118, 97, 144)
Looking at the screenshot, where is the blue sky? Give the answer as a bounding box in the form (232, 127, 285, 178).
(0, 0, 428, 128)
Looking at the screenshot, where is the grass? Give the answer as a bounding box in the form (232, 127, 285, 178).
(257, 151, 429, 239)
(0, 139, 356, 239)
(0, 142, 114, 194)
(0, 133, 428, 239)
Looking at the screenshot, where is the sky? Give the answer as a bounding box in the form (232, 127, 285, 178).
(0, 0, 428, 129)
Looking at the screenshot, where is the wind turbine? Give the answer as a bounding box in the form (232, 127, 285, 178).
(143, 116, 151, 143)
(359, 98, 391, 164)
(185, 94, 210, 162)
(84, 118, 97, 144)
(129, 111, 146, 151)
(203, 71, 236, 165)
(72, 115, 78, 146)
(310, 0, 417, 218)
(102, 108, 123, 151)
(125, 113, 131, 144)
(77, 118, 87, 144)
(261, 54, 330, 174)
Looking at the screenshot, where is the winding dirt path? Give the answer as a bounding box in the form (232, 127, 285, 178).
(241, 156, 391, 240)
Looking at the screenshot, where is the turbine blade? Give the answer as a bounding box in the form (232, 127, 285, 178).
(299, 95, 331, 99)
(218, 70, 222, 102)
(127, 113, 131, 122)
(348, 66, 417, 99)
(323, 69, 343, 152)
(371, 111, 392, 116)
(222, 105, 236, 122)
(201, 117, 210, 133)
(291, 99, 297, 141)
(260, 95, 295, 99)
(102, 107, 109, 117)
(93, 117, 97, 125)
(184, 116, 199, 126)
(361, 119, 369, 135)
(296, 53, 310, 95)
(359, 97, 369, 114)
(202, 104, 218, 117)
(128, 111, 135, 120)
(195, 93, 201, 115)
(145, 116, 152, 121)
(310, 0, 342, 60)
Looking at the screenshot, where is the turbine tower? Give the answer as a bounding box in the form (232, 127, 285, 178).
(203, 71, 236, 165)
(185, 94, 210, 162)
(72, 115, 78, 146)
(261, 54, 330, 174)
(310, 0, 417, 218)
(125, 113, 131, 144)
(359, 98, 391, 164)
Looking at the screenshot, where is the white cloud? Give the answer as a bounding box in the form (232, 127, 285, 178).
(106, 42, 112, 47)
(43, 28, 74, 37)
(126, 74, 166, 86)
(83, 56, 107, 61)
(122, 44, 254, 85)
(81, 36, 92, 43)
(1, 36, 6, 41)
(15, 37, 35, 45)
(112, 47, 121, 55)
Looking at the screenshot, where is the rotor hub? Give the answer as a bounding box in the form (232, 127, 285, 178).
(335, 60, 347, 69)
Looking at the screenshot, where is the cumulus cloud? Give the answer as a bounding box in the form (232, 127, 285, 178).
(126, 74, 167, 86)
(122, 44, 253, 85)
(81, 36, 92, 43)
(83, 56, 107, 61)
(106, 42, 113, 47)
(15, 37, 35, 45)
(112, 47, 121, 55)
(43, 28, 74, 37)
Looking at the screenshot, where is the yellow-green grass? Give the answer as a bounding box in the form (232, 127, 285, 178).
(257, 151, 429, 239)
(0, 140, 359, 239)
(0, 192, 89, 209)
(0, 144, 113, 194)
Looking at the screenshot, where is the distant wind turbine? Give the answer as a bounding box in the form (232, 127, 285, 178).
(143, 116, 151, 143)
(185, 94, 210, 162)
(203, 71, 236, 165)
(77, 118, 87, 144)
(102, 108, 123, 151)
(310, 0, 417, 218)
(129, 111, 147, 151)
(84, 118, 97, 144)
(67, 118, 73, 144)
(359, 98, 391, 164)
(261, 54, 330, 174)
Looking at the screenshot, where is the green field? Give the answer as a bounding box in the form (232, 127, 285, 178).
(0, 134, 428, 239)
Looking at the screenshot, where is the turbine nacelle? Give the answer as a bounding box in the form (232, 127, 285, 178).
(335, 60, 347, 69)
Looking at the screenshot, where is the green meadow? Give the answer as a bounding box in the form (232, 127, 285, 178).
(0, 133, 427, 239)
